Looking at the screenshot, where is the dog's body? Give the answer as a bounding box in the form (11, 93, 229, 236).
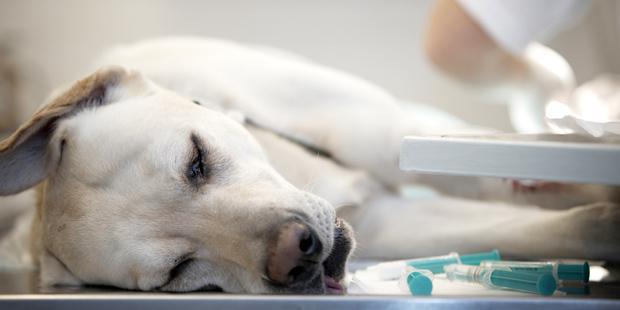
(0, 37, 619, 293)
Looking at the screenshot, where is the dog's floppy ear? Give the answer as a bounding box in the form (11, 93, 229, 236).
(0, 66, 150, 195)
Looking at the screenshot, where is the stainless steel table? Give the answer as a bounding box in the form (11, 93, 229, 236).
(1, 270, 619, 310)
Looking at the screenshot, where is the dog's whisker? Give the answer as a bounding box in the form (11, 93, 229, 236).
(300, 178, 318, 193)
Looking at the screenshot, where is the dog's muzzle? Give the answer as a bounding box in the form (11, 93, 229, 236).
(266, 217, 354, 294)
(322, 217, 354, 294)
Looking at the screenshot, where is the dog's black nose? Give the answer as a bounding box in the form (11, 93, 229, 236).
(267, 222, 323, 285)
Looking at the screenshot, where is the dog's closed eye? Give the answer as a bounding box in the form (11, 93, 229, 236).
(58, 138, 67, 165)
(186, 134, 210, 186)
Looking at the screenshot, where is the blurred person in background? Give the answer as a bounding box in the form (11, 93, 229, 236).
(424, 0, 592, 133)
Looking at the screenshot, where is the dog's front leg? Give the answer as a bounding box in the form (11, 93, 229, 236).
(344, 192, 620, 261)
(413, 175, 620, 210)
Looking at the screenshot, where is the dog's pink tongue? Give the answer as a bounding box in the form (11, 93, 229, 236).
(324, 276, 344, 295)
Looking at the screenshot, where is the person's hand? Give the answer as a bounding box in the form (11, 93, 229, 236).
(506, 43, 576, 133)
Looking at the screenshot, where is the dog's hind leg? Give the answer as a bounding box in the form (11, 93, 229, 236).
(342, 192, 620, 261)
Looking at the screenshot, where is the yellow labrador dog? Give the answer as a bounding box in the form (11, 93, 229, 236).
(0, 67, 352, 294)
(0, 37, 618, 294)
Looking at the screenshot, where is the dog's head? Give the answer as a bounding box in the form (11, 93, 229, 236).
(0, 67, 354, 294)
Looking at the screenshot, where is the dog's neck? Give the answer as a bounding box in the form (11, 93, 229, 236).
(244, 118, 335, 161)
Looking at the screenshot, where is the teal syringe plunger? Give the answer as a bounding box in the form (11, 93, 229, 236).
(444, 264, 557, 296)
(367, 250, 500, 280)
(398, 266, 434, 296)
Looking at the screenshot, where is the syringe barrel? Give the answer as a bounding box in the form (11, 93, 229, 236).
(409, 249, 500, 274)
(480, 260, 589, 282)
(444, 264, 557, 296)
(405, 252, 460, 274)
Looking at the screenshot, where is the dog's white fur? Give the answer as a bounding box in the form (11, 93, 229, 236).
(1, 37, 619, 293)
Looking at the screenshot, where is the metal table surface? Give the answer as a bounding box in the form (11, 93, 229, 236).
(1, 270, 619, 310)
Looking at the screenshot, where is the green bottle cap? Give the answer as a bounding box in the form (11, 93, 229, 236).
(557, 262, 589, 282)
(406, 272, 433, 296)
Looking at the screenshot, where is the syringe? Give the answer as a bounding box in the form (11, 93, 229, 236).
(366, 250, 500, 280)
(444, 264, 557, 296)
(479, 260, 589, 283)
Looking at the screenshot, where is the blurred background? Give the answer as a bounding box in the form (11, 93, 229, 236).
(0, 0, 619, 132)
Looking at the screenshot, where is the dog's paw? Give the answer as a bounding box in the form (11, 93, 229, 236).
(565, 202, 620, 260)
(507, 179, 564, 193)
(502, 178, 619, 209)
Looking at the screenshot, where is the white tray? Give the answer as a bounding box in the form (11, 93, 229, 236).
(399, 134, 620, 185)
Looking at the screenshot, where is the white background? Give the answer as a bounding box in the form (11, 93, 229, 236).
(1, 0, 619, 131)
